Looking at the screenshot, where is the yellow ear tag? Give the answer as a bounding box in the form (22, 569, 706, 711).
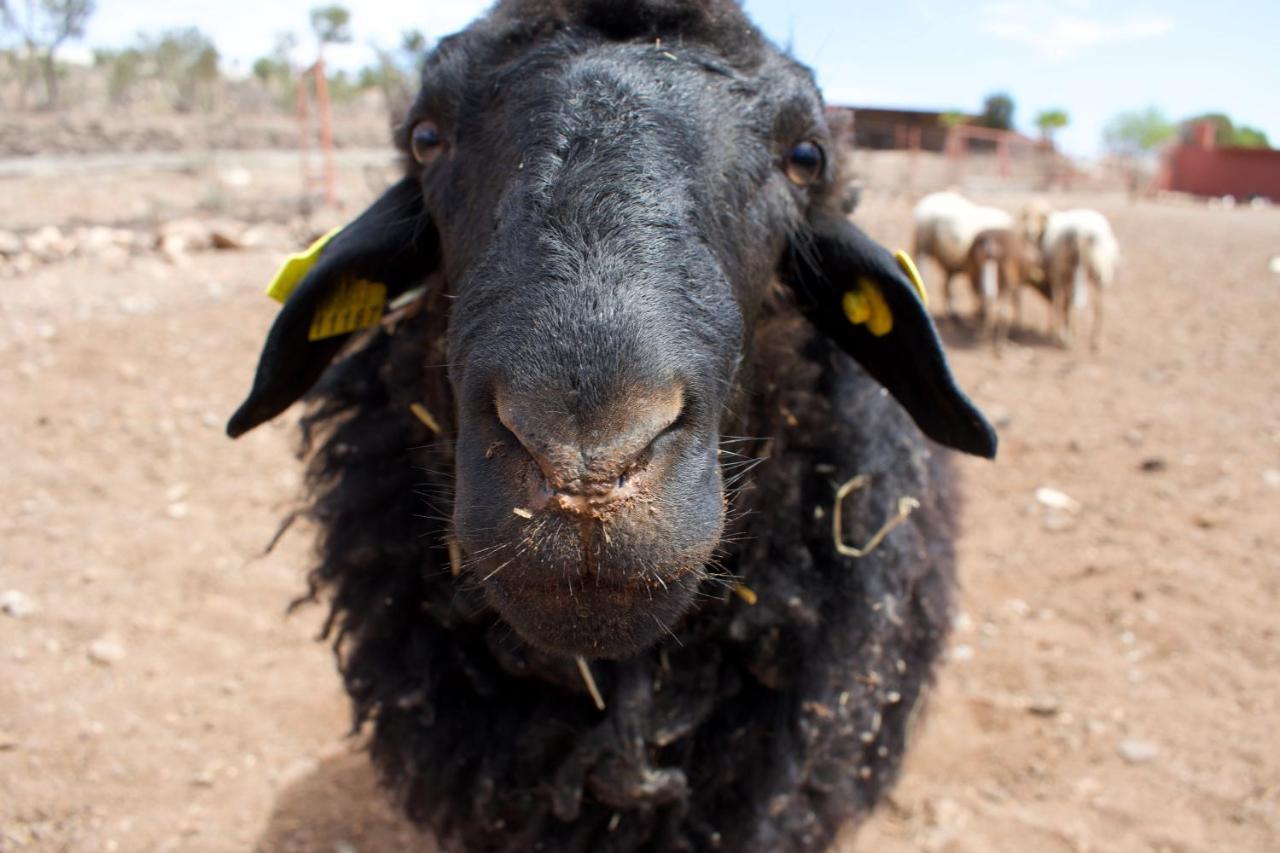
(307, 278, 387, 341)
(843, 278, 894, 337)
(265, 226, 343, 303)
(894, 250, 928, 308)
(264, 227, 390, 342)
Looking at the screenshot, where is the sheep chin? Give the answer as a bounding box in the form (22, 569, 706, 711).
(483, 557, 707, 659)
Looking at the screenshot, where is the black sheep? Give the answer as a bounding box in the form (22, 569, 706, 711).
(228, 1, 997, 850)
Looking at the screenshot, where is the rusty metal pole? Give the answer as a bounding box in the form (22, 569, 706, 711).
(314, 56, 338, 207)
(296, 69, 315, 199)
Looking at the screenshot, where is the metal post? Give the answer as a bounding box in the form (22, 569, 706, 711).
(314, 57, 338, 207)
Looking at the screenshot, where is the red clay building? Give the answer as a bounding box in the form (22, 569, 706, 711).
(1159, 121, 1280, 202)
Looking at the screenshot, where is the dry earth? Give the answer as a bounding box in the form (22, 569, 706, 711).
(1, 156, 1278, 852)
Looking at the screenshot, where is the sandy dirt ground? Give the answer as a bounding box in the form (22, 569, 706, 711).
(1, 157, 1278, 852)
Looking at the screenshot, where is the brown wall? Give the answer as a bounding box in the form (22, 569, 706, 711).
(1161, 144, 1280, 201)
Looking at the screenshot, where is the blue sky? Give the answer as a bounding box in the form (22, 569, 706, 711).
(77, 0, 1278, 156)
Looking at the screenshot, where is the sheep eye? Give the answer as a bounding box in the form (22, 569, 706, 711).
(784, 141, 824, 187)
(411, 120, 444, 165)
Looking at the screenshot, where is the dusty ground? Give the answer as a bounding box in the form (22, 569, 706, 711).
(1, 154, 1278, 852)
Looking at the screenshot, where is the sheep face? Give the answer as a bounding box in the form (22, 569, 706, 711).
(415, 45, 827, 658)
(228, 4, 997, 663)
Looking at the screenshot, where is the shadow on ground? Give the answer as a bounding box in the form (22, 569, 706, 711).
(255, 752, 435, 852)
(935, 313, 1062, 352)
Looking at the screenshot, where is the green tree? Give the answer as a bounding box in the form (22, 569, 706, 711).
(0, 0, 96, 107)
(1232, 125, 1270, 149)
(310, 4, 351, 51)
(362, 28, 430, 114)
(977, 92, 1015, 131)
(251, 32, 298, 108)
(1035, 109, 1069, 143)
(1103, 107, 1175, 157)
(141, 28, 221, 112)
(1180, 112, 1271, 149)
(93, 46, 145, 105)
(400, 28, 426, 56)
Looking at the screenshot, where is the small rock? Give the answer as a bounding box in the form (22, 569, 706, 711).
(0, 229, 22, 256)
(239, 223, 291, 250)
(1026, 694, 1061, 716)
(1269, 255, 1280, 275)
(276, 756, 320, 789)
(218, 167, 253, 189)
(948, 643, 974, 663)
(987, 404, 1013, 429)
(75, 226, 122, 256)
(1117, 738, 1159, 764)
(1139, 457, 1167, 473)
(0, 730, 18, 750)
(1, 589, 39, 618)
(156, 218, 213, 253)
(925, 796, 969, 831)
(25, 225, 74, 261)
(167, 502, 191, 520)
(1263, 469, 1280, 489)
(1042, 508, 1078, 532)
(88, 637, 126, 666)
(1035, 487, 1081, 512)
(120, 294, 158, 315)
(207, 219, 247, 250)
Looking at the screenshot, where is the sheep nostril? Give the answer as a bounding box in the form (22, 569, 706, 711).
(493, 383, 687, 506)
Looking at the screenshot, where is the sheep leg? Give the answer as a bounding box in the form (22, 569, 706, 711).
(1011, 281, 1024, 333)
(1090, 281, 1104, 353)
(1050, 270, 1070, 347)
(993, 260, 1016, 354)
(978, 259, 998, 349)
(942, 271, 958, 323)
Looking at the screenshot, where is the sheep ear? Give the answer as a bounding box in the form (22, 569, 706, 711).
(226, 178, 438, 438)
(784, 212, 997, 459)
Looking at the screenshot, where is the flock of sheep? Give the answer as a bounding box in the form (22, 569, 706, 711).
(911, 190, 1121, 352)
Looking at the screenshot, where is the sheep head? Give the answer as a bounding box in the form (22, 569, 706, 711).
(228, 0, 996, 660)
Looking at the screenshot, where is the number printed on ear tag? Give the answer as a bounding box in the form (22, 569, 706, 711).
(308, 278, 387, 341)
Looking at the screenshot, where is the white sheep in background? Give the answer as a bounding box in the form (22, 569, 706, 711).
(912, 190, 1013, 322)
(1039, 209, 1120, 351)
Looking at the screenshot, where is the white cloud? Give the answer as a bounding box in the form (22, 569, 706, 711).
(978, 1, 1172, 61)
